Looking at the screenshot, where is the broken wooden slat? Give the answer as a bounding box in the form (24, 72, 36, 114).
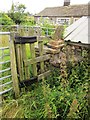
(24, 54, 51, 66)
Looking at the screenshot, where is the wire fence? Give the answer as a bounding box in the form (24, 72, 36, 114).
(0, 25, 56, 37)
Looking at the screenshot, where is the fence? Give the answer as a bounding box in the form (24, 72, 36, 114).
(0, 25, 56, 37)
(10, 32, 51, 98)
(0, 31, 52, 98)
(0, 32, 13, 97)
(0, 29, 89, 98)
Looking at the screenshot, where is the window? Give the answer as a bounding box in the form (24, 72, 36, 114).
(57, 18, 70, 25)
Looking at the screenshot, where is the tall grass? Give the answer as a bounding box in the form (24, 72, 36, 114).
(0, 35, 9, 47)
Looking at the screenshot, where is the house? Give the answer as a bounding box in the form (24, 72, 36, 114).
(34, 0, 88, 25)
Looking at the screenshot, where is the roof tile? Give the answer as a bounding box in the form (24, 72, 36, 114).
(35, 4, 88, 17)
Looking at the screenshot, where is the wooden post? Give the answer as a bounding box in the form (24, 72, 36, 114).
(9, 32, 20, 98)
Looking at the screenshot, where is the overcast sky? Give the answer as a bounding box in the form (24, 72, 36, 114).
(0, 0, 89, 14)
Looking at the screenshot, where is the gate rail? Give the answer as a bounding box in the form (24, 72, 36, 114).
(0, 32, 12, 96)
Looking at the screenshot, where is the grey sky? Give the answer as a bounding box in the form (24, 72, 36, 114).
(0, 0, 89, 14)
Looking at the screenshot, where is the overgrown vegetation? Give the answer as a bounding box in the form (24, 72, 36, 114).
(0, 2, 36, 32)
(1, 49, 89, 119)
(0, 2, 89, 119)
(0, 26, 89, 119)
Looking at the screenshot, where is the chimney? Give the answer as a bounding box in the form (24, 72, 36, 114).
(64, 0, 70, 6)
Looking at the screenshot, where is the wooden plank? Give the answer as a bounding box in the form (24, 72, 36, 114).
(16, 30, 26, 81)
(22, 44, 30, 79)
(9, 32, 20, 98)
(38, 70, 51, 80)
(15, 44, 24, 81)
(24, 54, 51, 65)
(20, 45, 25, 81)
(30, 43, 37, 76)
(16, 45, 22, 81)
(38, 41, 44, 73)
(15, 30, 26, 92)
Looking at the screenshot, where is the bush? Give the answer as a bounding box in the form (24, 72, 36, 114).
(16, 59, 89, 119)
(0, 13, 14, 25)
(0, 13, 15, 31)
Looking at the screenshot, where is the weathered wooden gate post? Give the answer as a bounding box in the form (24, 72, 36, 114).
(9, 32, 20, 98)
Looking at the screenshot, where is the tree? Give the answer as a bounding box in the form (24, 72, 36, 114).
(8, 2, 26, 24)
(0, 12, 14, 25)
(21, 15, 35, 26)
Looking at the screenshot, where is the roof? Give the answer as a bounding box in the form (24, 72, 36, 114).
(64, 16, 90, 44)
(35, 4, 88, 17)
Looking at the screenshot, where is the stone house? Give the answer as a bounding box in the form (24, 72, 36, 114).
(34, 0, 88, 25)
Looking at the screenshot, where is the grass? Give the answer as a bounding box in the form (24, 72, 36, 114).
(1, 60, 89, 119)
(0, 35, 9, 47)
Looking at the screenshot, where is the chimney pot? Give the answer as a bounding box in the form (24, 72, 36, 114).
(64, 0, 70, 6)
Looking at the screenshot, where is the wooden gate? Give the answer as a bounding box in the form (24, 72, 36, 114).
(9, 32, 51, 98)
